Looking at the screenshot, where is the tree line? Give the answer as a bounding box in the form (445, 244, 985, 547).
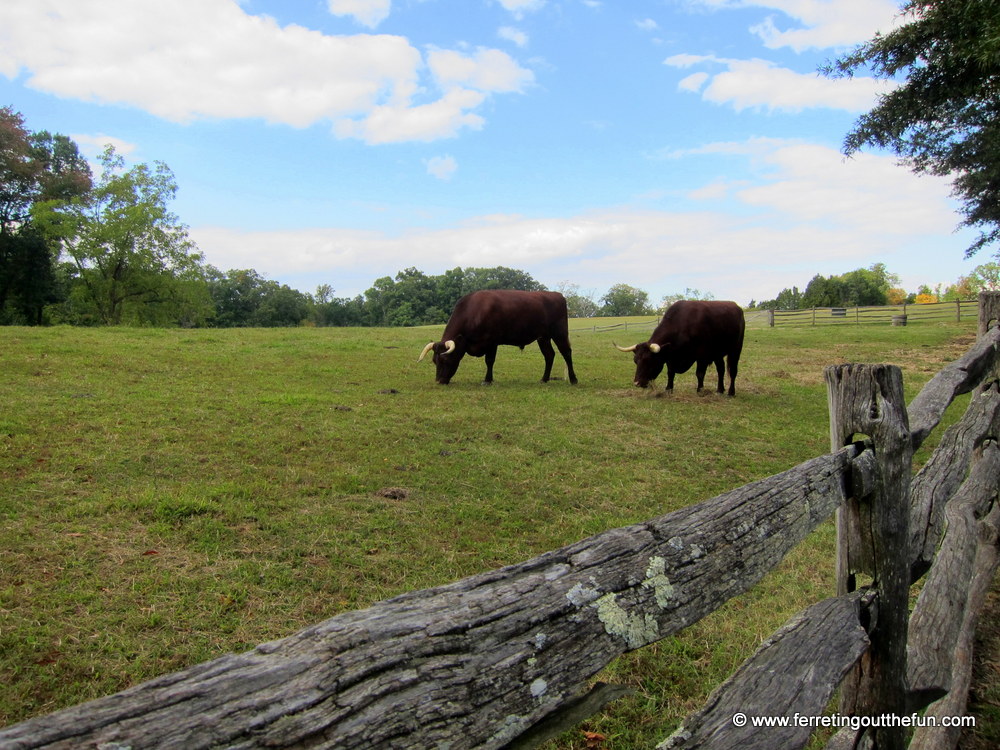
(750, 262, 1000, 311)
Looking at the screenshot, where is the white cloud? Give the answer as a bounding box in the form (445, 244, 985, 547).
(426, 155, 458, 180)
(664, 53, 713, 68)
(497, 0, 546, 20)
(334, 88, 487, 144)
(189, 140, 971, 306)
(685, 0, 903, 51)
(71, 133, 138, 159)
(498, 26, 529, 47)
(428, 47, 534, 93)
(721, 140, 959, 236)
(327, 0, 392, 28)
(747, 0, 903, 51)
(664, 55, 891, 112)
(677, 71, 709, 93)
(636, 18, 659, 31)
(0, 0, 532, 144)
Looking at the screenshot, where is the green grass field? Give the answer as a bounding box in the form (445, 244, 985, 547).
(0, 320, 982, 746)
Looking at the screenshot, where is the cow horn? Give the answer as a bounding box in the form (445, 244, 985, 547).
(418, 342, 435, 362)
(649, 343, 661, 353)
(443, 340, 456, 355)
(614, 343, 637, 352)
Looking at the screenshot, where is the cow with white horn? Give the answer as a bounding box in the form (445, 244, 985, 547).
(418, 290, 578, 385)
(615, 300, 745, 395)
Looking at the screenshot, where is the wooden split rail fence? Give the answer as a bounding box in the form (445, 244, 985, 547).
(3, 293, 1000, 750)
(570, 299, 985, 333)
(745, 299, 982, 328)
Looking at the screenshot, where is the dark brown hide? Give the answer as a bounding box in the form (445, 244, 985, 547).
(420, 290, 578, 385)
(622, 300, 745, 395)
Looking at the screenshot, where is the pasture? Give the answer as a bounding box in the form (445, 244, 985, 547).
(0, 320, 984, 746)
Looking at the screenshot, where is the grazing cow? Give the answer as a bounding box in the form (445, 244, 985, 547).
(615, 300, 745, 395)
(418, 290, 578, 385)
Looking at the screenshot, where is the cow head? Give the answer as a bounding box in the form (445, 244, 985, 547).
(418, 339, 464, 384)
(615, 341, 666, 388)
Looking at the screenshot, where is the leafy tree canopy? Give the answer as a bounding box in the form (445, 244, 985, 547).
(34, 145, 210, 325)
(826, 0, 1000, 256)
(758, 264, 897, 309)
(0, 106, 91, 323)
(600, 283, 653, 317)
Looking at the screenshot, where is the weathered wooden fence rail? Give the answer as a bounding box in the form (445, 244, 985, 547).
(3, 293, 1000, 750)
(570, 318, 659, 334)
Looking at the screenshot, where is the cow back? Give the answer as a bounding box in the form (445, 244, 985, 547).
(444, 290, 569, 350)
(653, 300, 745, 354)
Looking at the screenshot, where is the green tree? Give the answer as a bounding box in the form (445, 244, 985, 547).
(968, 261, 1000, 291)
(0, 228, 59, 324)
(0, 106, 91, 323)
(827, 0, 1000, 256)
(799, 266, 891, 308)
(556, 281, 599, 318)
(311, 294, 365, 326)
(361, 266, 546, 327)
(600, 283, 652, 316)
(801, 274, 845, 307)
(459, 266, 545, 295)
(206, 268, 310, 327)
(208, 268, 268, 326)
(254, 284, 310, 327)
(840, 266, 891, 306)
(660, 287, 715, 309)
(757, 285, 803, 310)
(34, 146, 209, 325)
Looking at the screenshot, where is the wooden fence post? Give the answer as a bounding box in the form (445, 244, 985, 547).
(826, 364, 912, 750)
(979, 290, 1000, 337)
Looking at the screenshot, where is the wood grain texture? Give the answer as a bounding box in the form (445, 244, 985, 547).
(910, 382, 1000, 579)
(908, 325, 1000, 450)
(657, 595, 869, 750)
(909, 501, 1000, 750)
(907, 442, 1000, 708)
(827, 364, 911, 750)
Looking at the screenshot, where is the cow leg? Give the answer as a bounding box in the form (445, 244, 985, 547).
(695, 361, 709, 392)
(727, 352, 740, 396)
(666, 368, 675, 392)
(483, 346, 498, 384)
(537, 338, 556, 382)
(554, 336, 577, 385)
(715, 357, 725, 394)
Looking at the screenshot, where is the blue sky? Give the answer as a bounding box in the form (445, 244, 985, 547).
(0, 0, 985, 306)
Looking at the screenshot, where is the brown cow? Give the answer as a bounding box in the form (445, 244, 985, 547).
(418, 290, 578, 385)
(615, 300, 745, 395)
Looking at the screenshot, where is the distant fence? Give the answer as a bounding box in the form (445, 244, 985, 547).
(570, 318, 659, 335)
(746, 299, 981, 328)
(3, 293, 1000, 750)
(569, 300, 982, 334)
